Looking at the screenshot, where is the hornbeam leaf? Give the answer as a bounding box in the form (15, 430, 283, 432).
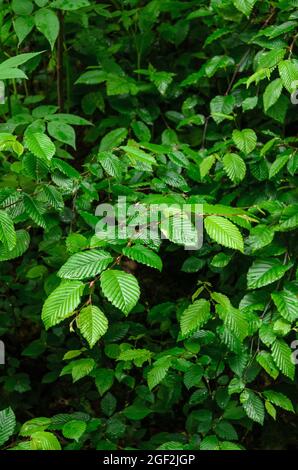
(100, 270, 140, 315)
(204, 215, 244, 252)
(271, 339, 295, 380)
(232, 128, 257, 155)
(233, 0, 257, 17)
(263, 390, 294, 412)
(42, 280, 84, 329)
(263, 78, 283, 113)
(58, 250, 113, 279)
(122, 245, 162, 271)
(0, 210, 16, 251)
(77, 305, 108, 348)
(240, 390, 264, 424)
(0, 408, 16, 447)
(247, 259, 292, 289)
(0, 230, 30, 262)
(24, 132, 55, 161)
(223, 153, 246, 183)
(180, 299, 211, 337)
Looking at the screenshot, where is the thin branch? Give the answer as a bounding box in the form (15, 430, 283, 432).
(225, 49, 250, 96)
(289, 33, 298, 58)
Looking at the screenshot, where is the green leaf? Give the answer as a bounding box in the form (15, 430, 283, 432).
(24, 132, 56, 161)
(263, 78, 283, 113)
(220, 441, 243, 450)
(265, 401, 276, 420)
(242, 96, 258, 111)
(232, 0, 257, 17)
(0, 210, 16, 251)
(123, 403, 151, 421)
(181, 256, 205, 272)
(247, 259, 292, 289)
(278, 59, 298, 93)
(232, 128, 257, 155)
(51, 0, 90, 10)
(34, 8, 59, 50)
(200, 435, 220, 450)
(66, 233, 88, 254)
(240, 389, 264, 425)
(271, 339, 295, 380)
(24, 194, 47, 228)
(42, 185, 64, 211)
(13, 17, 35, 45)
(148, 68, 175, 95)
(269, 154, 289, 179)
(259, 324, 276, 347)
(131, 121, 151, 142)
(204, 215, 244, 252)
(99, 128, 128, 152)
(210, 95, 235, 124)
(106, 73, 138, 96)
(180, 299, 211, 337)
(157, 441, 184, 450)
(98, 151, 122, 180)
(0, 408, 16, 446)
(62, 420, 87, 441)
(246, 225, 275, 251)
(100, 392, 116, 417)
(94, 368, 114, 396)
(48, 121, 76, 149)
(77, 305, 108, 348)
(42, 280, 84, 329)
(0, 230, 30, 262)
(183, 364, 203, 389)
(200, 154, 216, 178)
(31, 431, 61, 450)
(58, 250, 113, 279)
(52, 158, 80, 179)
(0, 68, 27, 80)
(258, 49, 286, 70)
(266, 94, 288, 124)
(0, 52, 42, 70)
(61, 358, 95, 382)
(121, 145, 156, 165)
(75, 69, 107, 85)
(20, 417, 51, 437)
(122, 245, 162, 271)
(204, 28, 230, 47)
(46, 113, 92, 126)
(271, 289, 298, 322)
(100, 270, 140, 315)
(177, 114, 205, 128)
(228, 378, 245, 395)
(72, 359, 95, 382)
(263, 21, 297, 39)
(215, 421, 238, 441)
(223, 153, 246, 183)
(205, 55, 235, 78)
(256, 351, 279, 380)
(147, 356, 172, 390)
(278, 205, 298, 231)
(210, 252, 232, 268)
(120, 349, 152, 369)
(263, 390, 294, 412)
(11, 0, 33, 15)
(219, 305, 249, 341)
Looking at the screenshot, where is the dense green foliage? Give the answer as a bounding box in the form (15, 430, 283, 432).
(0, 0, 298, 451)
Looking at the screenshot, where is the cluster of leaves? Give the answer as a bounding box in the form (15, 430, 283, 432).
(0, 0, 298, 451)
